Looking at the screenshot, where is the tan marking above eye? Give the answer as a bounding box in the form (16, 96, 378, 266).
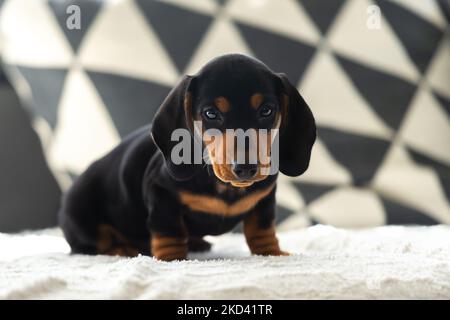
(178, 183, 275, 216)
(214, 96, 231, 113)
(250, 93, 264, 109)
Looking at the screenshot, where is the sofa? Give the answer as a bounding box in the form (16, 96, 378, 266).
(0, 0, 449, 299)
(1, 0, 449, 231)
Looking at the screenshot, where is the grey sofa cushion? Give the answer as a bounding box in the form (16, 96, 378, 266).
(0, 67, 61, 232)
(0, 0, 61, 232)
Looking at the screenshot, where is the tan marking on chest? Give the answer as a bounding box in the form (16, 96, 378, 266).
(179, 183, 275, 216)
(214, 96, 231, 113)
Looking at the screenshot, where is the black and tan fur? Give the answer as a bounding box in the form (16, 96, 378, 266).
(58, 54, 316, 261)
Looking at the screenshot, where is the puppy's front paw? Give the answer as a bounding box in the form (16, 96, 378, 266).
(252, 248, 291, 256)
(106, 245, 140, 257)
(272, 249, 291, 256)
(151, 235, 188, 261)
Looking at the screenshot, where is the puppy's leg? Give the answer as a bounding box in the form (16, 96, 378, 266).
(97, 224, 139, 257)
(150, 234, 188, 261)
(243, 214, 288, 256)
(243, 189, 289, 256)
(147, 186, 188, 261)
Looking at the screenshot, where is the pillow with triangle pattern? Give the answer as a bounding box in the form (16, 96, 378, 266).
(0, 0, 449, 229)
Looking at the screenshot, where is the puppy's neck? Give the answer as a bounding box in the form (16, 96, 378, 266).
(215, 181, 247, 196)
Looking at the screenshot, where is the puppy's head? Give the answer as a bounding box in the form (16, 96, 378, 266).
(151, 54, 316, 185)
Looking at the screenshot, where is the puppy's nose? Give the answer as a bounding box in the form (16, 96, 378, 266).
(232, 163, 258, 180)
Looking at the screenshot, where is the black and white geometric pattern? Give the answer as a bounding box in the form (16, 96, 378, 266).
(0, 0, 449, 229)
(0, 0, 61, 232)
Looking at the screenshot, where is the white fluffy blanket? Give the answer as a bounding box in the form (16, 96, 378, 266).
(1, 225, 450, 299)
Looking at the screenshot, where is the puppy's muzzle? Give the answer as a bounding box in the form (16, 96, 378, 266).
(231, 162, 258, 180)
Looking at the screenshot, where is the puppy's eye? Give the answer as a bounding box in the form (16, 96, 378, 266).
(204, 109, 220, 120)
(259, 104, 274, 117)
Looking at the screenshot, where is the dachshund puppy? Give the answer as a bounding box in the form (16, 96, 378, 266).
(59, 54, 316, 261)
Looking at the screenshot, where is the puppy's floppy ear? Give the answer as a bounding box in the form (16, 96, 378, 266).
(276, 73, 316, 177)
(151, 75, 200, 181)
